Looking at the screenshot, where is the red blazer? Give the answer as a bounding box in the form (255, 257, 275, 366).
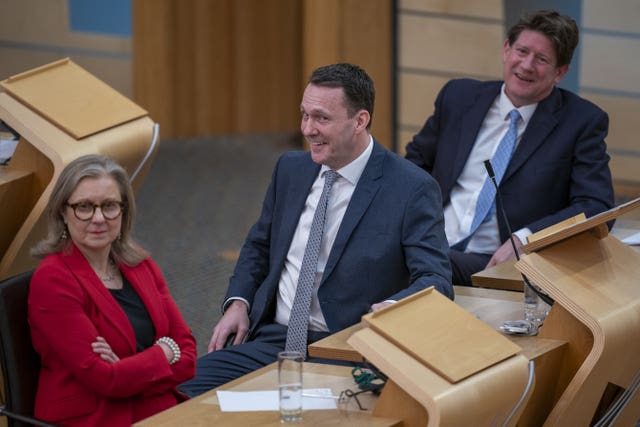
(28, 244, 196, 426)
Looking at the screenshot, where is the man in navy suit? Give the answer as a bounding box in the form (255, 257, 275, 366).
(179, 63, 452, 396)
(405, 10, 614, 285)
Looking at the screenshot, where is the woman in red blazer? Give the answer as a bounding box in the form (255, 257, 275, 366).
(28, 155, 196, 426)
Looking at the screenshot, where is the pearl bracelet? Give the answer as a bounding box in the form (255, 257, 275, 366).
(156, 336, 181, 365)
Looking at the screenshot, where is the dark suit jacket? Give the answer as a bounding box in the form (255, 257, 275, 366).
(29, 244, 196, 427)
(225, 140, 452, 336)
(405, 79, 614, 243)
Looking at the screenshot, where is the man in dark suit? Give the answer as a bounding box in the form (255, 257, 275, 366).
(179, 63, 452, 396)
(405, 10, 614, 285)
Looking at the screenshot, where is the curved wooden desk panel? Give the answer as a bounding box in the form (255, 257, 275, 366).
(0, 83, 157, 280)
(0, 168, 36, 259)
(346, 288, 533, 427)
(349, 329, 531, 427)
(517, 232, 640, 426)
(309, 286, 569, 426)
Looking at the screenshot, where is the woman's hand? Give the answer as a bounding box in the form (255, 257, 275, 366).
(92, 336, 120, 363)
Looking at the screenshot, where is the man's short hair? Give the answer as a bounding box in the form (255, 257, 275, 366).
(507, 10, 579, 68)
(308, 63, 375, 129)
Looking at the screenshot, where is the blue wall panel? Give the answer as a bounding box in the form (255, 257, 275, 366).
(69, 0, 131, 37)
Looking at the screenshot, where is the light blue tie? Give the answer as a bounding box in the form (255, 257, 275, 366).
(285, 170, 339, 357)
(466, 109, 521, 243)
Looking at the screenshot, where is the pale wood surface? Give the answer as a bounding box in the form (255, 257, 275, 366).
(471, 205, 640, 291)
(310, 286, 565, 363)
(0, 59, 157, 280)
(471, 258, 524, 291)
(1, 58, 146, 139)
(522, 197, 640, 254)
(0, 168, 33, 257)
(310, 286, 567, 426)
(527, 213, 586, 243)
(308, 322, 365, 363)
(517, 228, 640, 425)
(362, 287, 520, 383)
(134, 362, 401, 427)
(349, 324, 531, 427)
(610, 205, 640, 242)
(137, 285, 570, 427)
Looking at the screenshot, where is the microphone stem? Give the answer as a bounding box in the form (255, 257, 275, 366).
(490, 175, 520, 261)
(488, 174, 554, 307)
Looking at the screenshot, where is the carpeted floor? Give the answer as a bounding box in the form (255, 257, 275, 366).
(134, 132, 300, 356)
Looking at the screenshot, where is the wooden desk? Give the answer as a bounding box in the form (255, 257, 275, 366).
(311, 286, 564, 362)
(471, 213, 640, 291)
(309, 286, 567, 427)
(611, 207, 640, 244)
(134, 362, 401, 427)
(471, 259, 524, 291)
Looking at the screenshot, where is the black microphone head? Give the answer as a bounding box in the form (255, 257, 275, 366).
(484, 159, 496, 179)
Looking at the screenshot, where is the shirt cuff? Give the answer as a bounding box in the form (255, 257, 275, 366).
(222, 297, 250, 314)
(513, 228, 532, 245)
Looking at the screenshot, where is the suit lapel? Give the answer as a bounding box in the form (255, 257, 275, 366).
(60, 245, 137, 353)
(448, 83, 502, 191)
(322, 142, 384, 283)
(272, 159, 320, 270)
(504, 87, 561, 182)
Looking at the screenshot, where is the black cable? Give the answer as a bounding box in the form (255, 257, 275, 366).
(484, 160, 554, 307)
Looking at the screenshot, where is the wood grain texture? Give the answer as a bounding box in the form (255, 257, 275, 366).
(0, 61, 156, 280)
(133, 362, 402, 426)
(517, 230, 640, 425)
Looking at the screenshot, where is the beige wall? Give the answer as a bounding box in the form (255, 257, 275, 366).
(0, 0, 132, 97)
(133, 0, 393, 145)
(396, 0, 640, 185)
(580, 0, 640, 183)
(3, 0, 638, 184)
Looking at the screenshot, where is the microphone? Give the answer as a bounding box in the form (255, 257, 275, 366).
(483, 160, 554, 307)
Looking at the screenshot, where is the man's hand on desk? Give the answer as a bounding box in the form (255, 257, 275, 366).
(486, 234, 523, 268)
(208, 300, 250, 353)
(370, 301, 393, 311)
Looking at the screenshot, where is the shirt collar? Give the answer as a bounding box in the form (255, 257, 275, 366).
(320, 135, 373, 186)
(499, 84, 537, 124)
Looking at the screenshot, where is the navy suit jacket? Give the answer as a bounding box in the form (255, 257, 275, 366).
(225, 140, 452, 336)
(405, 79, 614, 244)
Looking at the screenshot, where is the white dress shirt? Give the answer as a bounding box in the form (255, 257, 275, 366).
(274, 137, 374, 331)
(445, 85, 537, 253)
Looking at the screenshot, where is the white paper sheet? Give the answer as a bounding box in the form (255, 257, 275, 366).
(217, 388, 337, 412)
(621, 231, 640, 245)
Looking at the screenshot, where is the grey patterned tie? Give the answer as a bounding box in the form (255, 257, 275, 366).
(285, 170, 339, 357)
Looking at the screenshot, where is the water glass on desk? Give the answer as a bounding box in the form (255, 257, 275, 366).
(524, 280, 550, 326)
(278, 351, 303, 422)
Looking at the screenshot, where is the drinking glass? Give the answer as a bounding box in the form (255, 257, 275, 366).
(524, 281, 550, 327)
(278, 351, 303, 422)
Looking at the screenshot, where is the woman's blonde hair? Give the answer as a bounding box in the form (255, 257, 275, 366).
(31, 154, 148, 265)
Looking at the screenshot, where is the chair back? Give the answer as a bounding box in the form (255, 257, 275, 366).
(0, 270, 39, 427)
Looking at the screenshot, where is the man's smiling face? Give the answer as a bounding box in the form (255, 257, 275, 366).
(502, 29, 569, 107)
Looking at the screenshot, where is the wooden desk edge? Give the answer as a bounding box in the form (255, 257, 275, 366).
(308, 287, 566, 363)
(308, 323, 365, 362)
(133, 362, 401, 427)
(471, 259, 525, 292)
